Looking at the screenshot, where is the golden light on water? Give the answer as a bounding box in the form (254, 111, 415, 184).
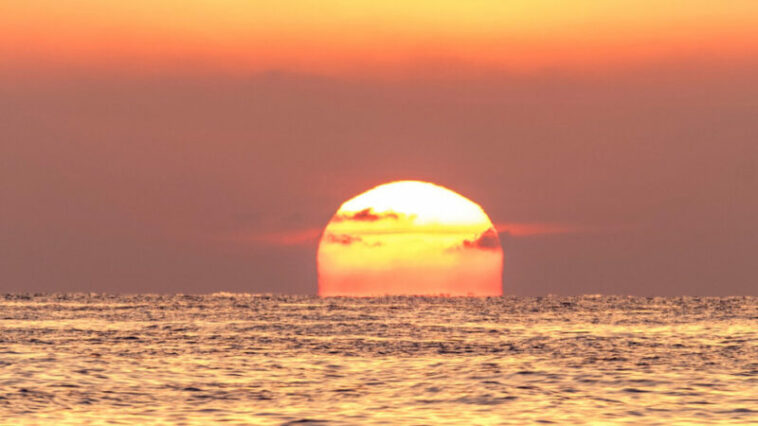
(318, 181, 502, 296)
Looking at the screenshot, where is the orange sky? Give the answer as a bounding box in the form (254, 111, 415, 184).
(2, 2, 758, 296)
(3, 1, 758, 75)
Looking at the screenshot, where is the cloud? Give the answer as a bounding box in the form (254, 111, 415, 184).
(460, 228, 501, 251)
(494, 222, 583, 237)
(324, 233, 363, 245)
(322, 232, 384, 247)
(333, 208, 400, 223)
(229, 227, 323, 246)
(222, 220, 586, 249)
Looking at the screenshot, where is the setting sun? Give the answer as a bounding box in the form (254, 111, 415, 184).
(318, 181, 502, 296)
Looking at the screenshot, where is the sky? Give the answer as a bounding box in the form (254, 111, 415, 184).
(1, 1, 757, 295)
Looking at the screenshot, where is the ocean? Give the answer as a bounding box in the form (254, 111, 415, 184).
(1, 294, 756, 424)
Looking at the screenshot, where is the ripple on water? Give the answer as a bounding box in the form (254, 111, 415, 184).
(0, 294, 755, 424)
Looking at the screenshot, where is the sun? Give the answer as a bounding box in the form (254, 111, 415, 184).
(318, 181, 503, 296)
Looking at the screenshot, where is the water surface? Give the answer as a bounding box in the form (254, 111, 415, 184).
(1, 294, 756, 424)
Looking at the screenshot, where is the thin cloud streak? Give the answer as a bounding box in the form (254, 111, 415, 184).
(226, 228, 323, 247)
(242, 222, 586, 247)
(494, 223, 586, 237)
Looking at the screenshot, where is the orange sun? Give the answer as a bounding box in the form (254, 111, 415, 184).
(318, 181, 503, 296)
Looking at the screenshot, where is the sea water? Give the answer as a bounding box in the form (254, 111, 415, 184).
(1, 294, 756, 424)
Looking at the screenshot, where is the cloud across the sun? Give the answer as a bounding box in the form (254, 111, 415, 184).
(461, 228, 501, 251)
(332, 208, 401, 223)
(236, 221, 587, 248)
